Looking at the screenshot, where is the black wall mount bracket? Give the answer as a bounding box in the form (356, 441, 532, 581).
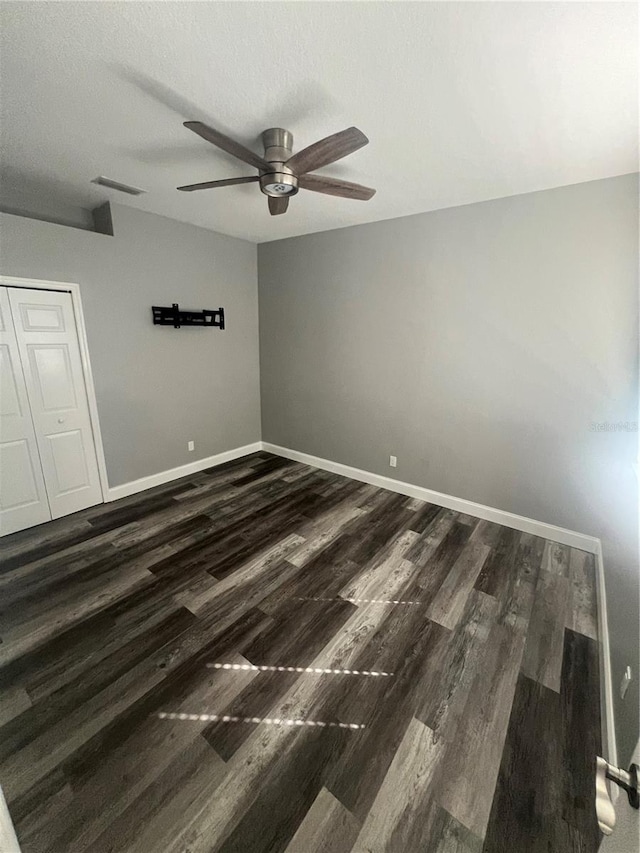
(152, 303, 225, 329)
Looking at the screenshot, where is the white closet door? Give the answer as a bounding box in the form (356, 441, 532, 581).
(0, 287, 52, 535)
(8, 288, 102, 519)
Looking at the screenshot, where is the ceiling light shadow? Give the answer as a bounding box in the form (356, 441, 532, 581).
(120, 143, 224, 166)
(109, 63, 339, 166)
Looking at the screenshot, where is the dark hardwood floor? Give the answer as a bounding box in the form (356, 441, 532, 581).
(0, 452, 602, 852)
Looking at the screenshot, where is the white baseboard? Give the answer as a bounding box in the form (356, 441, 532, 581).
(263, 440, 616, 765)
(595, 542, 618, 772)
(261, 442, 600, 553)
(103, 437, 615, 769)
(105, 442, 262, 501)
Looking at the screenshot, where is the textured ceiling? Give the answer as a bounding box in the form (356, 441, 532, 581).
(0, 2, 637, 243)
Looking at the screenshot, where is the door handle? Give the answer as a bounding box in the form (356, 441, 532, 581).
(57, 418, 65, 424)
(595, 756, 639, 834)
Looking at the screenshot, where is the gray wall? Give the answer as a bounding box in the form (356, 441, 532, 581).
(258, 174, 640, 762)
(0, 203, 261, 487)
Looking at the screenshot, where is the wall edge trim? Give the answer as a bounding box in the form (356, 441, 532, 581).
(261, 441, 599, 550)
(105, 442, 262, 501)
(595, 541, 619, 774)
(261, 440, 616, 766)
(105, 437, 617, 773)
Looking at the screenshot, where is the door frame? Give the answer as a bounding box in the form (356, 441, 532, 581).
(0, 274, 109, 504)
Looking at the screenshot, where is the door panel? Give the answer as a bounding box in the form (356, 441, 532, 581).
(8, 288, 102, 519)
(0, 440, 42, 509)
(18, 302, 66, 332)
(0, 288, 51, 534)
(28, 345, 77, 411)
(0, 346, 22, 416)
(46, 430, 91, 495)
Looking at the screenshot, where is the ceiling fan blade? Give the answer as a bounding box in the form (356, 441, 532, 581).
(286, 127, 369, 175)
(268, 196, 289, 216)
(298, 173, 376, 201)
(184, 121, 269, 171)
(177, 176, 260, 192)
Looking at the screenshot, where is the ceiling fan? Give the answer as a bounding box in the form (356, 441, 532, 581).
(177, 122, 376, 216)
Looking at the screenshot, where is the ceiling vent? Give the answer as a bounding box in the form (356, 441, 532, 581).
(91, 176, 146, 196)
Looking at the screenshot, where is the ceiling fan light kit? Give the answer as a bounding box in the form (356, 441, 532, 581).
(177, 121, 376, 216)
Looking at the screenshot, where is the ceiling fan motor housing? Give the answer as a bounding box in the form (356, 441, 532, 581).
(260, 128, 299, 197)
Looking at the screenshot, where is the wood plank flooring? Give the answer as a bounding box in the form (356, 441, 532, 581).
(0, 452, 602, 852)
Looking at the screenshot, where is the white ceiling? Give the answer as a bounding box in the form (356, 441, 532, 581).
(0, 2, 637, 243)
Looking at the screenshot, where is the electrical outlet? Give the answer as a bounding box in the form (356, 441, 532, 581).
(621, 666, 632, 700)
(188, 441, 195, 452)
(389, 455, 397, 468)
